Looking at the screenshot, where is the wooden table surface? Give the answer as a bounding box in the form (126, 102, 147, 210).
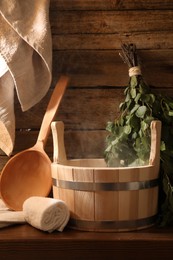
(0, 223, 173, 260)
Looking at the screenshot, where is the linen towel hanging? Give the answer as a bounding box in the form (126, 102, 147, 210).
(0, 0, 52, 155)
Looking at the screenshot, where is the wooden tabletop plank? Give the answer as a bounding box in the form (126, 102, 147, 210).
(0, 224, 173, 260)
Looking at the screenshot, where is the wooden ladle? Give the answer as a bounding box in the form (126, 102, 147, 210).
(0, 76, 69, 211)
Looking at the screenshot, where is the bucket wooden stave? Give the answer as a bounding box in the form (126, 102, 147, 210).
(51, 120, 161, 232)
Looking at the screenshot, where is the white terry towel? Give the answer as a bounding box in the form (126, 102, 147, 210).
(0, 197, 70, 232)
(0, 211, 25, 228)
(0, 199, 25, 228)
(0, 0, 52, 155)
(23, 197, 70, 233)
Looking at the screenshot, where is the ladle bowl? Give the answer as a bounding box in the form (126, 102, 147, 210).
(0, 76, 69, 211)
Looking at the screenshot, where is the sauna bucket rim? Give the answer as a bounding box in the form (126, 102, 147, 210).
(51, 159, 155, 170)
(51, 120, 161, 170)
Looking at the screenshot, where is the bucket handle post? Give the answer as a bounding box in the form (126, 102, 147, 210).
(51, 121, 67, 164)
(149, 120, 161, 167)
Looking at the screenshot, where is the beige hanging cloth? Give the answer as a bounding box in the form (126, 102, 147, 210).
(0, 0, 52, 155)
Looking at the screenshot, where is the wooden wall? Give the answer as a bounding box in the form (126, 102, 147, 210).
(1, 0, 173, 170)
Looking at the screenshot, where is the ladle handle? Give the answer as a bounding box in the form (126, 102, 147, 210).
(37, 76, 69, 147)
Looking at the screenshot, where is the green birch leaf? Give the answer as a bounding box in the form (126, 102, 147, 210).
(119, 102, 126, 111)
(124, 125, 131, 134)
(139, 83, 148, 94)
(125, 115, 130, 125)
(129, 114, 140, 131)
(105, 144, 112, 152)
(125, 92, 130, 102)
(149, 94, 155, 104)
(142, 94, 151, 103)
(130, 88, 136, 98)
(168, 111, 173, 116)
(141, 135, 150, 148)
(141, 121, 149, 131)
(132, 131, 137, 139)
(144, 116, 154, 124)
(168, 101, 173, 109)
(134, 93, 141, 103)
(119, 116, 124, 126)
(130, 76, 138, 88)
(135, 137, 141, 148)
(130, 104, 140, 114)
(124, 87, 129, 95)
(160, 141, 166, 151)
(136, 106, 147, 118)
(105, 122, 115, 132)
(126, 99, 133, 110)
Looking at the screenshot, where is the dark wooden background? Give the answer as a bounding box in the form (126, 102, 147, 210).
(1, 0, 173, 170)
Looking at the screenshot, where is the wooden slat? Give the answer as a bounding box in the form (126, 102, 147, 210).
(50, 0, 173, 11)
(50, 10, 173, 34)
(0, 129, 107, 168)
(1, 225, 173, 260)
(52, 50, 173, 87)
(15, 88, 123, 130)
(53, 32, 173, 50)
(2, 0, 173, 175)
(3, 130, 107, 158)
(15, 87, 173, 130)
(63, 129, 107, 159)
(21, 129, 106, 158)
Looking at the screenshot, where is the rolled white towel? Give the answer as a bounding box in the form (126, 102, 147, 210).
(23, 196, 70, 233)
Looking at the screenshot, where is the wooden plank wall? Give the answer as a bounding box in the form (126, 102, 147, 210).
(1, 0, 173, 170)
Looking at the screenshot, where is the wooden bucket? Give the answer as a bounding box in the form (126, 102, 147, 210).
(51, 120, 161, 232)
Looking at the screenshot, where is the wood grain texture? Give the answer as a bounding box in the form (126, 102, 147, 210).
(0, 129, 107, 171)
(0, 224, 173, 260)
(13, 129, 107, 158)
(15, 88, 123, 129)
(50, 10, 173, 34)
(53, 32, 173, 50)
(50, 0, 173, 11)
(52, 50, 173, 87)
(2, 0, 173, 176)
(15, 87, 173, 130)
